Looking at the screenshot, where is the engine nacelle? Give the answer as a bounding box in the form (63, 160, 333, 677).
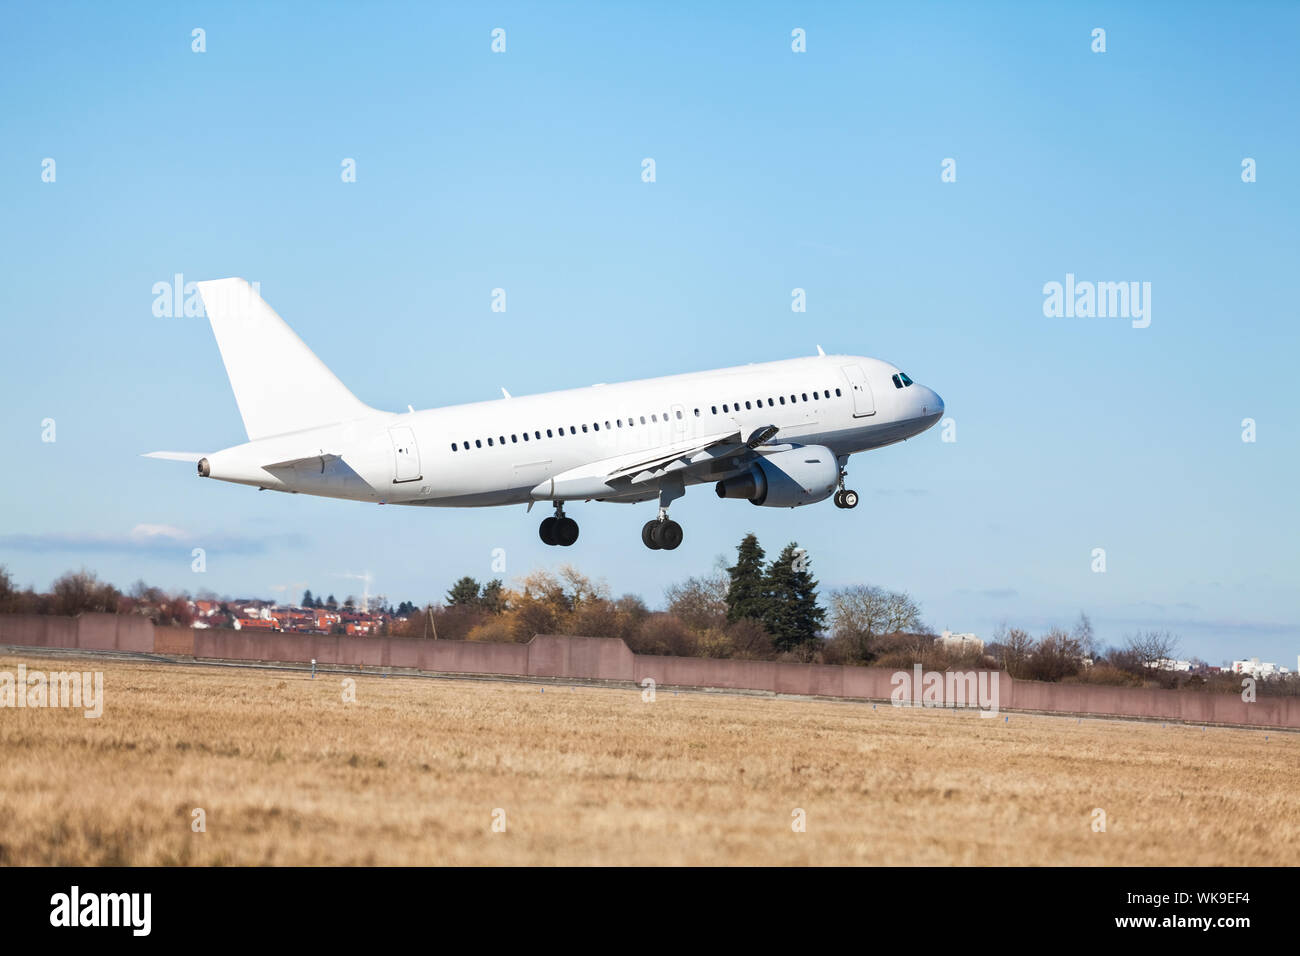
(714, 445, 839, 508)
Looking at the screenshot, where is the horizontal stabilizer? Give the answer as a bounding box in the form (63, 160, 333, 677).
(142, 451, 206, 463)
(262, 453, 341, 473)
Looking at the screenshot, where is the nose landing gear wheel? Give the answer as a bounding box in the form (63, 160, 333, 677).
(641, 520, 661, 550)
(841, 489, 859, 509)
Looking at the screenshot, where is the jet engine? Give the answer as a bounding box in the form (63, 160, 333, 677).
(714, 445, 839, 507)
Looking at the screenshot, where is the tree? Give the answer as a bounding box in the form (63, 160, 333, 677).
(51, 569, 120, 616)
(1028, 627, 1083, 681)
(302, 589, 315, 608)
(725, 533, 768, 623)
(762, 543, 825, 652)
(827, 585, 922, 663)
(1124, 630, 1181, 671)
(446, 576, 481, 608)
(665, 571, 729, 632)
(326, 594, 338, 609)
(0, 565, 16, 612)
(1072, 611, 1096, 659)
(997, 627, 1035, 678)
(479, 579, 506, 614)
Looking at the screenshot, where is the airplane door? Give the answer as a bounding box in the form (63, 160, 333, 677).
(841, 365, 876, 417)
(670, 403, 687, 438)
(389, 426, 422, 482)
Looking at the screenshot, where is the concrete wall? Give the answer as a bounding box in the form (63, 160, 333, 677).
(1, 613, 1297, 729)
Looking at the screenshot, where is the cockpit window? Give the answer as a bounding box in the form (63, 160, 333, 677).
(899, 372, 914, 387)
(892, 374, 902, 389)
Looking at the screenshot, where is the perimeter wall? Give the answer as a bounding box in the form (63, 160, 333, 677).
(1, 613, 1295, 729)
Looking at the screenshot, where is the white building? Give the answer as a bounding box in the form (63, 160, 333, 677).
(1232, 658, 1290, 678)
(938, 630, 984, 653)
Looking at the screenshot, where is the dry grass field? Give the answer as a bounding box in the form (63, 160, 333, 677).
(1, 652, 1296, 866)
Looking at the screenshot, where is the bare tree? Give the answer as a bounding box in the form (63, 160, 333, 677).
(664, 571, 729, 632)
(998, 628, 1035, 678)
(1125, 629, 1181, 671)
(827, 585, 923, 663)
(1029, 627, 1084, 681)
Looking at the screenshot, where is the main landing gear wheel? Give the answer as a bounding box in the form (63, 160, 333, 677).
(642, 518, 683, 550)
(553, 516, 579, 547)
(540, 507, 579, 546)
(834, 489, 859, 509)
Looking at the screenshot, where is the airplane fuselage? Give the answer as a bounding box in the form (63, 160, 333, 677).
(198, 354, 944, 508)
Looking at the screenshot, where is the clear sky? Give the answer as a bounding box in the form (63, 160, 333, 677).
(2, 2, 1296, 666)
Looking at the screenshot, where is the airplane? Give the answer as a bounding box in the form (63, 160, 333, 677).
(147, 278, 945, 551)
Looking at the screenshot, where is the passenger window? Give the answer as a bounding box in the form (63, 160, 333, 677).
(778, 396, 785, 405)
(802, 393, 808, 401)
(499, 436, 505, 444)
(546, 429, 553, 437)
(767, 398, 774, 407)
(570, 426, 576, 434)
(582, 424, 589, 432)
(475, 439, 482, 448)
(535, 431, 540, 439)
(722, 404, 729, 412)
(451, 443, 457, 451)
(487, 437, 494, 446)
(522, 433, 528, 441)
(835, 388, 842, 397)
(745, 401, 752, 409)
(511, 435, 517, 443)
(812, 392, 819, 400)
(711, 405, 718, 414)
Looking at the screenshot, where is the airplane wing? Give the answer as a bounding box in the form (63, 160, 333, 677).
(533, 426, 779, 499)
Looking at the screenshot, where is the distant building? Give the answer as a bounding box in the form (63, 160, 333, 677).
(937, 630, 984, 653)
(1232, 658, 1290, 678)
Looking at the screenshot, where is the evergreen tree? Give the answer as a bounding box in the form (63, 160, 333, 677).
(326, 594, 337, 609)
(446, 576, 481, 608)
(762, 542, 826, 652)
(301, 589, 314, 608)
(725, 533, 769, 623)
(479, 579, 506, 613)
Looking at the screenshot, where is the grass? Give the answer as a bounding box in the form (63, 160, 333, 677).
(1, 653, 1296, 865)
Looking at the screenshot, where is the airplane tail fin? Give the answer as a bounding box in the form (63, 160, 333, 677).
(196, 278, 379, 441)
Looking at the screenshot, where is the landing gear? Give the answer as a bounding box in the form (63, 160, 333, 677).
(642, 516, 683, 550)
(539, 504, 579, 546)
(834, 462, 859, 509)
(643, 478, 685, 551)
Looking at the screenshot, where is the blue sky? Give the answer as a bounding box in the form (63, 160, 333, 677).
(1, 2, 1296, 665)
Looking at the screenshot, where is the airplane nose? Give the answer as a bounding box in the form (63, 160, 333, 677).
(920, 386, 944, 419)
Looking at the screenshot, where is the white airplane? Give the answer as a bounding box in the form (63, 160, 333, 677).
(147, 278, 944, 551)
